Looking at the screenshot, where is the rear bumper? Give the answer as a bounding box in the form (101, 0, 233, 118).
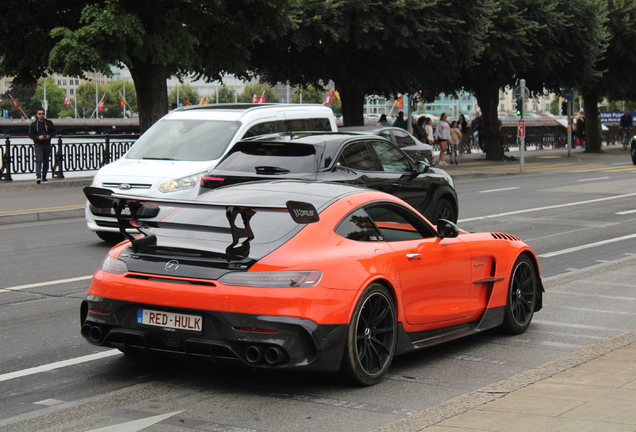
(80, 297, 348, 372)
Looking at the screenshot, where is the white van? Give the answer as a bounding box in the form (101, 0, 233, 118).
(87, 104, 338, 241)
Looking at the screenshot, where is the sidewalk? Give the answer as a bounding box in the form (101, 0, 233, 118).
(374, 330, 636, 432)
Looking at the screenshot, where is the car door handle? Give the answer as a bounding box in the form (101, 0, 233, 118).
(406, 253, 421, 260)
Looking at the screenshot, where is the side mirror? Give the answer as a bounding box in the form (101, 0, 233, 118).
(437, 219, 459, 238)
(416, 160, 430, 174)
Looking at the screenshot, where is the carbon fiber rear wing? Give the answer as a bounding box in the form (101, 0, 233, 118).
(83, 187, 319, 259)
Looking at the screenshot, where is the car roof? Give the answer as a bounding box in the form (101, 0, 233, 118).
(234, 131, 392, 168)
(199, 179, 373, 209)
(164, 103, 334, 121)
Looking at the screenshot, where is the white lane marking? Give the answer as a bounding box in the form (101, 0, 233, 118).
(579, 176, 611, 182)
(616, 209, 636, 215)
(85, 411, 184, 432)
(459, 192, 636, 223)
(478, 187, 520, 193)
(0, 275, 93, 293)
(0, 350, 121, 383)
(538, 233, 636, 258)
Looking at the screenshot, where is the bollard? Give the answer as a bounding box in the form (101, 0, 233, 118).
(0, 136, 13, 181)
(53, 135, 65, 179)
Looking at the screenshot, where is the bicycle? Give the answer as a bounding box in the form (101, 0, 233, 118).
(620, 127, 632, 150)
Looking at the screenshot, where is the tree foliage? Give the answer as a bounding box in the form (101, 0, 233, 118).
(215, 85, 237, 104)
(29, 77, 66, 117)
(168, 85, 201, 108)
(238, 84, 280, 103)
(253, 0, 489, 126)
(0, 0, 297, 132)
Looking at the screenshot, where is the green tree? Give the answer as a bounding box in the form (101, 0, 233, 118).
(253, 0, 488, 126)
(76, 82, 108, 118)
(168, 85, 200, 108)
(29, 77, 66, 117)
(0, 0, 297, 132)
(578, 0, 636, 152)
(104, 80, 137, 118)
(215, 85, 236, 103)
(461, 0, 607, 160)
(291, 85, 324, 104)
(238, 84, 280, 103)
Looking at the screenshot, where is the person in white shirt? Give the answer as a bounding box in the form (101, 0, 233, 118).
(435, 113, 451, 165)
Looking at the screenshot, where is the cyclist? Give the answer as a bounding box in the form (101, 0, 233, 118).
(619, 111, 633, 149)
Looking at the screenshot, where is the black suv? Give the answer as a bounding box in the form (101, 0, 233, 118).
(199, 132, 458, 223)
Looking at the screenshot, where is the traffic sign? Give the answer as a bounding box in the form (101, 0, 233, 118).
(513, 86, 529, 99)
(517, 120, 525, 138)
(563, 89, 574, 101)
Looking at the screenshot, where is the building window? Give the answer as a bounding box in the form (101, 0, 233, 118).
(70, 89, 74, 95)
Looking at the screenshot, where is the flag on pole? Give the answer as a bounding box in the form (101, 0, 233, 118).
(183, 96, 191, 106)
(396, 94, 404, 109)
(118, 91, 127, 108)
(199, 96, 207, 105)
(259, 91, 266, 104)
(333, 90, 340, 100)
(63, 94, 72, 108)
(97, 96, 105, 111)
(323, 90, 333, 106)
(252, 92, 259, 103)
(9, 94, 20, 110)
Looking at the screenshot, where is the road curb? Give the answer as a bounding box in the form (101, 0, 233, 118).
(0, 178, 92, 193)
(0, 207, 84, 225)
(371, 328, 636, 432)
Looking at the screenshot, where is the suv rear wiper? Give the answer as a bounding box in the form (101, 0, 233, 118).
(255, 166, 291, 174)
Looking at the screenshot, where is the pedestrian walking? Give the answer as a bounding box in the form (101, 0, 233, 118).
(449, 121, 462, 165)
(435, 113, 451, 165)
(575, 111, 585, 148)
(377, 114, 389, 127)
(28, 109, 56, 184)
(393, 111, 407, 130)
(470, 112, 482, 153)
(457, 114, 470, 154)
(413, 116, 426, 141)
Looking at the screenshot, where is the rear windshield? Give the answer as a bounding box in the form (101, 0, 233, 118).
(153, 205, 302, 259)
(215, 142, 319, 173)
(126, 119, 241, 161)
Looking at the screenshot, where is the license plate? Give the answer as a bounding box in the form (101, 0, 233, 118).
(137, 309, 202, 332)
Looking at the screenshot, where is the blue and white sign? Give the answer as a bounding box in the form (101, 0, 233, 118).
(600, 111, 636, 124)
(563, 89, 574, 101)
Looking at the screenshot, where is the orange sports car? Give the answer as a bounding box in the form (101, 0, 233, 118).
(82, 181, 543, 385)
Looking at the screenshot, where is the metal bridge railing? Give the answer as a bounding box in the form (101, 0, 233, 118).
(0, 134, 139, 181)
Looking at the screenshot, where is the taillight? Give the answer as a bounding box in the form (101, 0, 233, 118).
(218, 271, 322, 288)
(100, 255, 128, 274)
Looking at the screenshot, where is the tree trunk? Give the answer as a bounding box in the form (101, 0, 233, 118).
(582, 89, 602, 153)
(128, 60, 169, 133)
(474, 79, 504, 160)
(338, 80, 365, 127)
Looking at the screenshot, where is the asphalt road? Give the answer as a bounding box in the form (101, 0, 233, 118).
(1, 149, 635, 431)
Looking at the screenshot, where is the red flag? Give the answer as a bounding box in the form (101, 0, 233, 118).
(396, 95, 404, 109)
(252, 92, 259, 103)
(323, 90, 333, 106)
(183, 96, 191, 106)
(63, 94, 72, 108)
(259, 91, 266, 104)
(97, 96, 105, 111)
(118, 91, 126, 108)
(9, 94, 20, 110)
(199, 96, 207, 105)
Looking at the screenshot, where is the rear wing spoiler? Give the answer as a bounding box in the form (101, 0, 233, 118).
(84, 187, 319, 259)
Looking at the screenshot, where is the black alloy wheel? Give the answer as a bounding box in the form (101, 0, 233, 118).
(501, 255, 537, 335)
(341, 283, 397, 386)
(431, 198, 456, 224)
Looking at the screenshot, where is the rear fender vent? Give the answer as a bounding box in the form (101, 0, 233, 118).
(491, 233, 521, 241)
(126, 274, 216, 287)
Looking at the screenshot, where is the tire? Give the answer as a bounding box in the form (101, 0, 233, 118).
(631, 141, 636, 165)
(96, 231, 125, 243)
(340, 283, 397, 386)
(501, 255, 538, 335)
(430, 198, 456, 224)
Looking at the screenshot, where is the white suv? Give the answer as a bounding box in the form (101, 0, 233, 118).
(87, 104, 338, 241)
